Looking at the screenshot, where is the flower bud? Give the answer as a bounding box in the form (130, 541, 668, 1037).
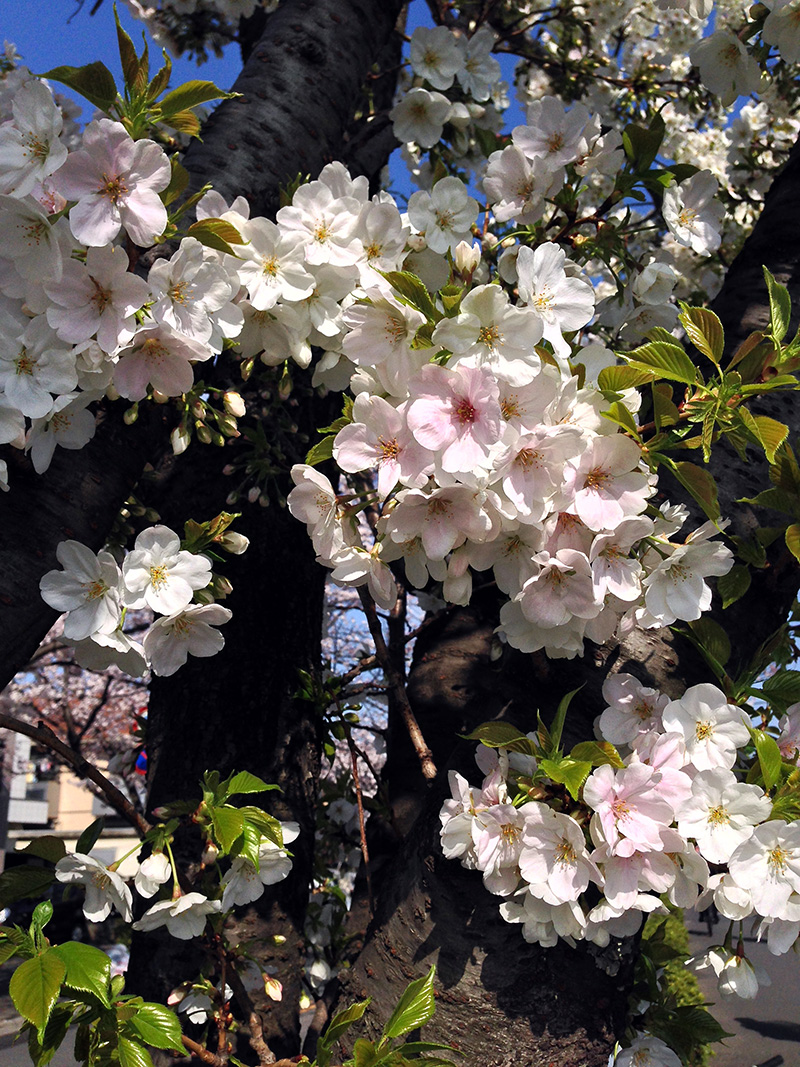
(123, 403, 139, 425)
(202, 841, 219, 866)
(264, 978, 283, 1002)
(247, 486, 261, 504)
(217, 415, 239, 437)
(151, 389, 169, 404)
(218, 531, 250, 555)
(196, 423, 213, 445)
(407, 232, 427, 252)
(453, 240, 481, 276)
(223, 390, 246, 417)
(191, 400, 206, 420)
(240, 356, 255, 382)
(171, 425, 191, 455)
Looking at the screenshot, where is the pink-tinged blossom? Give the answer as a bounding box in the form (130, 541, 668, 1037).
(689, 30, 763, 107)
(583, 763, 674, 857)
(597, 673, 669, 746)
(333, 394, 433, 497)
(499, 891, 586, 947)
(498, 596, 587, 659)
(661, 683, 750, 771)
(39, 539, 123, 641)
(0, 194, 67, 281)
(676, 768, 770, 864)
(406, 363, 502, 474)
(440, 770, 491, 865)
(467, 524, 543, 596)
(45, 243, 149, 352)
(519, 803, 600, 905)
(472, 803, 526, 895)
(0, 79, 68, 198)
(493, 426, 583, 525)
(384, 486, 495, 560)
(516, 243, 595, 362)
(516, 549, 599, 629)
(456, 26, 501, 100)
(114, 324, 211, 401)
(143, 603, 233, 677)
(484, 145, 562, 225)
(287, 464, 354, 560)
(409, 25, 464, 89)
(589, 517, 654, 603)
(123, 525, 212, 615)
(778, 704, 800, 762)
(276, 181, 363, 267)
(407, 177, 479, 254)
(729, 820, 800, 919)
(563, 435, 650, 532)
(327, 544, 398, 612)
(54, 118, 170, 247)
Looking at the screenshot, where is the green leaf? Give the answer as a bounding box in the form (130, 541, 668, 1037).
(382, 966, 436, 1040)
(27, 1003, 74, 1067)
(238, 806, 284, 848)
(598, 364, 655, 392)
(761, 669, 800, 707)
(159, 108, 202, 138)
(117, 1036, 154, 1067)
(317, 997, 371, 1064)
(39, 63, 118, 113)
(186, 218, 243, 256)
(379, 271, 440, 323)
(717, 564, 751, 608)
(209, 805, 246, 853)
(10, 951, 66, 1040)
(569, 741, 624, 768)
(624, 340, 699, 385)
(76, 817, 105, 857)
(305, 434, 335, 466)
(115, 10, 143, 94)
(460, 722, 536, 756)
(787, 523, 800, 563)
(539, 757, 592, 800)
(601, 401, 640, 438)
(52, 942, 111, 1008)
(548, 685, 583, 753)
(764, 266, 792, 343)
(678, 305, 724, 367)
(688, 617, 731, 667)
(352, 1039, 380, 1067)
(0, 866, 56, 910)
(621, 113, 665, 170)
(652, 382, 679, 430)
(155, 80, 237, 117)
(667, 459, 720, 519)
(129, 1003, 183, 1051)
(20, 838, 67, 864)
(147, 53, 172, 104)
(749, 728, 782, 792)
(161, 158, 190, 207)
(226, 771, 279, 797)
(739, 410, 789, 463)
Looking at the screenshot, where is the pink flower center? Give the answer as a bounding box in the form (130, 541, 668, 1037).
(454, 397, 476, 424)
(99, 172, 129, 204)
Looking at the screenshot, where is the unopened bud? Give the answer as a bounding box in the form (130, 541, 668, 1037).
(223, 390, 246, 417)
(151, 389, 169, 404)
(196, 423, 213, 444)
(247, 486, 260, 504)
(211, 430, 225, 447)
(202, 841, 219, 865)
(123, 403, 139, 425)
(407, 232, 426, 252)
(264, 978, 283, 1002)
(278, 376, 292, 401)
(272, 934, 286, 946)
(144, 508, 161, 523)
(226, 491, 240, 506)
(191, 400, 206, 420)
(240, 356, 255, 382)
(212, 575, 233, 597)
(171, 425, 191, 455)
(453, 240, 481, 276)
(194, 587, 215, 605)
(217, 415, 239, 437)
(218, 531, 250, 555)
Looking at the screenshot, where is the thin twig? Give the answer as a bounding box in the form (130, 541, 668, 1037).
(225, 957, 276, 1065)
(181, 1036, 227, 1066)
(0, 712, 152, 837)
(346, 733, 374, 916)
(356, 589, 437, 781)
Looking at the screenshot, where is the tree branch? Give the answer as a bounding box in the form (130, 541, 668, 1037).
(0, 712, 151, 838)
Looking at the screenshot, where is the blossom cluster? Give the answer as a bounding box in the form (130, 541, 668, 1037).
(440, 676, 800, 998)
(39, 526, 232, 677)
(54, 818, 297, 938)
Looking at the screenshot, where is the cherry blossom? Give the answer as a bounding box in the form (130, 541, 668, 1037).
(55, 852, 133, 923)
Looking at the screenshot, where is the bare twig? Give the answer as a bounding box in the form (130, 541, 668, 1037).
(346, 732, 374, 916)
(181, 1036, 227, 1066)
(356, 589, 437, 781)
(225, 956, 276, 1065)
(0, 712, 152, 837)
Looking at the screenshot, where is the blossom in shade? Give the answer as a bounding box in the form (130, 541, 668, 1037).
(389, 87, 452, 149)
(132, 892, 222, 940)
(407, 177, 479, 254)
(134, 852, 172, 899)
(143, 603, 233, 677)
(660, 684, 750, 771)
(54, 118, 170, 247)
(728, 820, 800, 919)
(0, 79, 68, 198)
(583, 763, 674, 857)
(113, 324, 211, 401)
(596, 673, 669, 746)
(613, 1034, 682, 1067)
